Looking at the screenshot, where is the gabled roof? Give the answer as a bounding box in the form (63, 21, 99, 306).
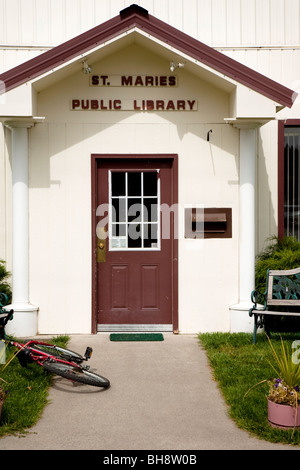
(0, 4, 296, 108)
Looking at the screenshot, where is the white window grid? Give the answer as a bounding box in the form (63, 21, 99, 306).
(108, 170, 161, 251)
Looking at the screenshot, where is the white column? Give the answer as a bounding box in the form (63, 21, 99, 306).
(239, 128, 256, 303)
(230, 127, 257, 333)
(5, 122, 38, 337)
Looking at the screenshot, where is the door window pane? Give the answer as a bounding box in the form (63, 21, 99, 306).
(111, 172, 125, 196)
(143, 224, 158, 248)
(144, 172, 157, 196)
(128, 224, 142, 248)
(112, 198, 126, 223)
(112, 223, 126, 237)
(144, 198, 158, 222)
(128, 172, 141, 196)
(128, 198, 142, 222)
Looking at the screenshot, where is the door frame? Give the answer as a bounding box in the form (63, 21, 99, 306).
(91, 154, 178, 333)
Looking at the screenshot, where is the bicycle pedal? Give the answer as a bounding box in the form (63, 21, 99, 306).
(84, 346, 93, 360)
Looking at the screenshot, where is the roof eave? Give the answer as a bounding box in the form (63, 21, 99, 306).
(0, 4, 296, 108)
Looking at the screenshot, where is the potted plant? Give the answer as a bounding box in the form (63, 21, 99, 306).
(267, 337, 300, 429)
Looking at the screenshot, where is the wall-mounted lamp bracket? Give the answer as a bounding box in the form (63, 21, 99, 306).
(82, 60, 93, 74)
(169, 62, 185, 72)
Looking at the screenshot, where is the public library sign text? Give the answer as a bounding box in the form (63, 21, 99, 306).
(70, 75, 197, 111)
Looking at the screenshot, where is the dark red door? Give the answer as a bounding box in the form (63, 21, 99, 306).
(94, 156, 176, 330)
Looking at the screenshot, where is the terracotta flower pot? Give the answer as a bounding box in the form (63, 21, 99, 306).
(268, 399, 300, 429)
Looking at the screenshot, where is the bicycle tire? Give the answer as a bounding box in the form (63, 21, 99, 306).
(42, 361, 110, 388)
(31, 344, 84, 363)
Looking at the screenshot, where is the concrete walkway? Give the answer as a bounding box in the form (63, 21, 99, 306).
(0, 333, 296, 450)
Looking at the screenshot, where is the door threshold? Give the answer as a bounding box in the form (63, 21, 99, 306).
(97, 324, 173, 332)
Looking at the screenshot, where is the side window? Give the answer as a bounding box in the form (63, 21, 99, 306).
(284, 126, 300, 240)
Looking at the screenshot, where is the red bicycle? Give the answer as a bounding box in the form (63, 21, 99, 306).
(0, 300, 110, 388)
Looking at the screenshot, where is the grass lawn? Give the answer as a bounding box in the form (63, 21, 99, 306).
(0, 336, 69, 437)
(2, 332, 300, 446)
(198, 331, 300, 446)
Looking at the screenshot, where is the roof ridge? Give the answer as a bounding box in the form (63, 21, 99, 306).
(120, 4, 149, 19)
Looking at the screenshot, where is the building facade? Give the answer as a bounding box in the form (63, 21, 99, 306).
(0, 0, 299, 336)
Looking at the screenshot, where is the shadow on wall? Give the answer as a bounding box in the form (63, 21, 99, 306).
(256, 121, 277, 252)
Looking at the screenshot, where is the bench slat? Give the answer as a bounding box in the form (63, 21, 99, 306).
(251, 309, 300, 317)
(269, 267, 300, 276)
(267, 299, 300, 306)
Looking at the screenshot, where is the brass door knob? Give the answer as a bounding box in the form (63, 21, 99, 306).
(99, 242, 104, 249)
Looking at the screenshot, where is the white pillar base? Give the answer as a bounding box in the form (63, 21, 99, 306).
(4, 304, 38, 337)
(229, 302, 254, 333)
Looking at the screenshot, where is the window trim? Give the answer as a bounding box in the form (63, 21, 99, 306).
(278, 119, 300, 238)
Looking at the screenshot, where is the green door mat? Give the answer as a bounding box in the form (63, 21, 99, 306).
(110, 333, 164, 342)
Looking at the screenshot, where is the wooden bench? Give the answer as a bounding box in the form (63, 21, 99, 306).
(249, 267, 300, 343)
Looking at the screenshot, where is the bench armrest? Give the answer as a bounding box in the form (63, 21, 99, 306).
(249, 289, 267, 316)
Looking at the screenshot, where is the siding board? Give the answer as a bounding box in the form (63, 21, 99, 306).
(211, 0, 227, 45)
(270, 0, 286, 45)
(35, 0, 51, 45)
(226, 0, 241, 46)
(20, 0, 35, 45)
(197, 0, 212, 45)
(255, 0, 270, 46)
(1, 0, 300, 48)
(240, 0, 256, 45)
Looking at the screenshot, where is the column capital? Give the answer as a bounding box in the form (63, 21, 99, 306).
(224, 117, 272, 129)
(3, 117, 44, 129)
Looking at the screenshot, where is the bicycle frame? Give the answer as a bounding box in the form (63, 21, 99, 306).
(7, 339, 80, 368)
(5, 340, 91, 366)
(0, 307, 86, 369)
(0, 305, 110, 388)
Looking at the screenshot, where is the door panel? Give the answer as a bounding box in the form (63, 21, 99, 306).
(111, 265, 129, 308)
(95, 157, 175, 329)
(141, 265, 159, 309)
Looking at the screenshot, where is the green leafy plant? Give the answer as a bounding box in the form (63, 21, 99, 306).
(255, 236, 300, 293)
(0, 260, 12, 303)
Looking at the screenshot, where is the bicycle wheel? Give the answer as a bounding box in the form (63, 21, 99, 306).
(31, 343, 84, 363)
(42, 361, 110, 388)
